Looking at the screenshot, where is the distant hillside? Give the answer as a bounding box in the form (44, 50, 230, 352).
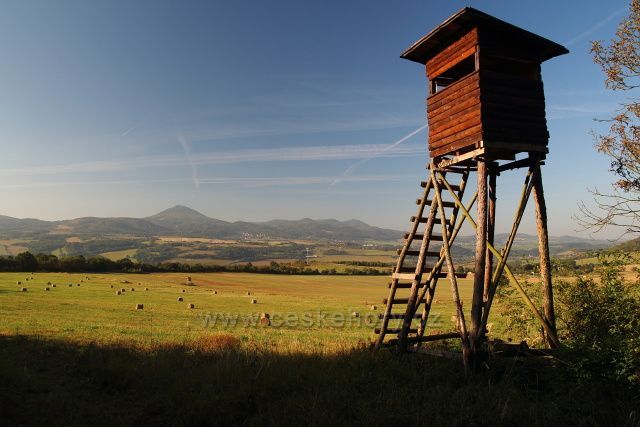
(0, 205, 403, 242)
(0, 206, 613, 257)
(454, 233, 610, 257)
(146, 205, 232, 237)
(611, 236, 640, 252)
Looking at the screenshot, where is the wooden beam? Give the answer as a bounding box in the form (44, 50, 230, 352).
(480, 140, 548, 153)
(437, 170, 561, 348)
(431, 167, 472, 372)
(479, 163, 536, 340)
(471, 161, 487, 350)
(483, 171, 497, 304)
(532, 164, 558, 349)
(435, 147, 484, 168)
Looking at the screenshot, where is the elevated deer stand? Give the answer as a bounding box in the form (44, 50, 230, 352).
(374, 8, 568, 370)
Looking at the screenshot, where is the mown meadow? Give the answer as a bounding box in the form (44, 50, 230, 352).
(0, 272, 637, 425)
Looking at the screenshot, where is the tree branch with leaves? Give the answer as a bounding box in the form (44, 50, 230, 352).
(577, 0, 640, 234)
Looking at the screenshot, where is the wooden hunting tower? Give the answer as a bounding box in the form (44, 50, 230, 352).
(402, 7, 568, 161)
(374, 8, 568, 369)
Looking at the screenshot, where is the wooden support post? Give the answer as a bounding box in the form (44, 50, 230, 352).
(471, 161, 487, 348)
(483, 171, 496, 304)
(438, 171, 561, 348)
(532, 164, 557, 348)
(431, 168, 472, 372)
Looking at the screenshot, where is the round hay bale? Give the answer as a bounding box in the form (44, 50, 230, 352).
(76, 283, 80, 287)
(251, 299, 257, 304)
(68, 284, 73, 287)
(110, 285, 114, 288)
(25, 278, 29, 281)
(259, 313, 270, 326)
(135, 303, 144, 310)
(144, 287, 149, 291)
(177, 297, 183, 302)
(47, 282, 51, 285)
(120, 288, 126, 292)
(137, 282, 141, 285)
(116, 291, 121, 295)
(130, 288, 135, 291)
(80, 280, 83, 283)
(246, 291, 251, 296)
(188, 303, 195, 309)
(352, 312, 360, 318)
(370, 305, 377, 311)
(20, 287, 27, 292)
(187, 276, 192, 282)
(213, 290, 217, 294)
(16, 281, 21, 285)
(181, 289, 185, 293)
(52, 284, 56, 288)
(45, 287, 50, 291)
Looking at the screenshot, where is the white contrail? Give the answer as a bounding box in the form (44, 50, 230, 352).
(0, 143, 424, 178)
(565, 6, 626, 47)
(178, 133, 199, 189)
(120, 123, 140, 137)
(329, 124, 427, 188)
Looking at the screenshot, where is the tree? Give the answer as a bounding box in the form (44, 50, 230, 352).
(15, 252, 37, 272)
(578, 0, 640, 233)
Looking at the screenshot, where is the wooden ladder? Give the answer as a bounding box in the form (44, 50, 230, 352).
(374, 163, 472, 350)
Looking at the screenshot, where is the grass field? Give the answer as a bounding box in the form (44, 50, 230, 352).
(0, 272, 473, 348)
(1, 272, 637, 425)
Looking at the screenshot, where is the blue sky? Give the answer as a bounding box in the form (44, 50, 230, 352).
(0, 0, 632, 238)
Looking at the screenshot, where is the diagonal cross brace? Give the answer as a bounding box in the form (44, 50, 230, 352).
(436, 169, 561, 348)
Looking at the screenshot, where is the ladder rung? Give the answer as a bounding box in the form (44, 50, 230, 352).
(377, 328, 419, 335)
(375, 328, 417, 335)
(391, 272, 415, 280)
(417, 198, 453, 206)
(391, 282, 426, 289)
(393, 265, 435, 274)
(434, 272, 468, 279)
(398, 250, 440, 257)
(425, 200, 456, 208)
(430, 166, 467, 174)
(439, 182, 461, 192)
(407, 332, 460, 343)
(411, 216, 443, 224)
(379, 313, 422, 320)
(383, 298, 426, 305)
(406, 233, 443, 241)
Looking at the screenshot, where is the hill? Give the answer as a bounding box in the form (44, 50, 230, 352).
(0, 206, 402, 242)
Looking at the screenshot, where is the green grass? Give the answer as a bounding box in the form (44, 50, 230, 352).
(0, 272, 474, 347)
(1, 272, 637, 425)
(100, 248, 138, 261)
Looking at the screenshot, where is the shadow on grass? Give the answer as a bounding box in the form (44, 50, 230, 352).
(0, 334, 637, 426)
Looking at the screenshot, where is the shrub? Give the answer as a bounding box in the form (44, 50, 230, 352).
(554, 253, 640, 387)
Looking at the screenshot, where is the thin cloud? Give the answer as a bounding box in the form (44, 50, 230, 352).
(178, 133, 199, 189)
(198, 174, 413, 187)
(182, 116, 423, 143)
(565, 6, 627, 47)
(0, 175, 412, 190)
(0, 143, 425, 179)
(120, 123, 140, 137)
(329, 124, 427, 188)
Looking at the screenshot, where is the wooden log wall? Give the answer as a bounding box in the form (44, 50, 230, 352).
(424, 25, 551, 159)
(479, 69, 549, 147)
